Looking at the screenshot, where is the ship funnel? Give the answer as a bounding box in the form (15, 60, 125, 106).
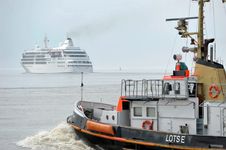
(202, 38, 215, 60)
(63, 38, 74, 47)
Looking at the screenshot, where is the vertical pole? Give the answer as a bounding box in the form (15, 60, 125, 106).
(44, 35, 48, 48)
(81, 72, 84, 101)
(214, 43, 216, 61)
(210, 45, 213, 62)
(197, 0, 204, 59)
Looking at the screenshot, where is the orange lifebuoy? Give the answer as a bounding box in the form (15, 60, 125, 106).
(209, 84, 220, 99)
(142, 120, 153, 130)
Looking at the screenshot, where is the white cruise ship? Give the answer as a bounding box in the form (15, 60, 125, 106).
(21, 37, 93, 73)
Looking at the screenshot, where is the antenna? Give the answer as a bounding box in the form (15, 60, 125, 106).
(44, 35, 49, 48)
(166, 17, 198, 22)
(166, 17, 198, 38)
(80, 72, 84, 101)
(166, 0, 211, 61)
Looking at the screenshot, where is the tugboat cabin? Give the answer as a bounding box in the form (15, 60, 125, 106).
(99, 57, 200, 136)
(79, 56, 226, 138)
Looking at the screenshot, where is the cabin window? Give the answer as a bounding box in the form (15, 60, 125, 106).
(163, 82, 172, 95)
(146, 107, 156, 117)
(174, 82, 180, 94)
(112, 115, 115, 120)
(188, 83, 196, 97)
(133, 107, 142, 117)
(123, 101, 130, 110)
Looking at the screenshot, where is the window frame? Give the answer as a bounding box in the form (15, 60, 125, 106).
(133, 107, 143, 117)
(146, 107, 156, 118)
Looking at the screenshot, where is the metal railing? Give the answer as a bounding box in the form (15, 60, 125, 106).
(121, 78, 226, 101)
(121, 79, 164, 99)
(121, 79, 198, 100)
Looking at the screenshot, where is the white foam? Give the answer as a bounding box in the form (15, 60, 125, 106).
(17, 122, 93, 150)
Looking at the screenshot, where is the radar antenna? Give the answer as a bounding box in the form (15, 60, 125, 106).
(166, 0, 216, 61)
(166, 17, 198, 38)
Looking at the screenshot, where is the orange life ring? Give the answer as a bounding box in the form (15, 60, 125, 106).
(209, 84, 220, 99)
(142, 120, 153, 130)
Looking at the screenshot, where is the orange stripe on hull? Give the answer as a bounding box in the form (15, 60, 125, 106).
(86, 120, 115, 135)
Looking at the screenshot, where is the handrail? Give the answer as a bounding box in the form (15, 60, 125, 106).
(121, 79, 164, 99)
(121, 78, 198, 100)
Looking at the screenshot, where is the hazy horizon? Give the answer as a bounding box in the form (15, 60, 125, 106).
(1, 0, 226, 72)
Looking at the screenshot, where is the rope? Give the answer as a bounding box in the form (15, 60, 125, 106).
(203, 4, 208, 38)
(186, 0, 192, 47)
(184, 0, 192, 63)
(188, 0, 191, 17)
(164, 33, 178, 76)
(223, 3, 226, 17)
(212, 1, 216, 39)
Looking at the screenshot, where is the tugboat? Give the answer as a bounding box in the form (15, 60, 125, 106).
(67, 0, 226, 149)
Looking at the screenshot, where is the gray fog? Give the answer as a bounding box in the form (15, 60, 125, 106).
(0, 0, 226, 72)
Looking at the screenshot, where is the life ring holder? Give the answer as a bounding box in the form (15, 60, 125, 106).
(142, 120, 153, 130)
(209, 84, 220, 99)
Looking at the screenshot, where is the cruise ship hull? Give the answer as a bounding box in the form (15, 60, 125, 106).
(22, 64, 93, 73)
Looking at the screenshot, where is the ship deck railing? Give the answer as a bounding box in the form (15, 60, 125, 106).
(121, 79, 165, 100)
(120, 79, 226, 101)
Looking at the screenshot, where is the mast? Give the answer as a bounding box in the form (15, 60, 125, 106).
(166, 0, 226, 101)
(197, 0, 204, 59)
(195, 0, 226, 101)
(44, 35, 49, 48)
(81, 72, 84, 101)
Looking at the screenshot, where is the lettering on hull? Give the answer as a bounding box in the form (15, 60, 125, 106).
(165, 134, 186, 144)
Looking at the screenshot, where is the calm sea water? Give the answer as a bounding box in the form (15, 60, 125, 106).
(0, 69, 162, 150)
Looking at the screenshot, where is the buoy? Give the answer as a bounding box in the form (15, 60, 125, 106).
(209, 84, 220, 99)
(142, 120, 153, 130)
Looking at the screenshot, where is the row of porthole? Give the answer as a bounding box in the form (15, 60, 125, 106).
(106, 115, 115, 121)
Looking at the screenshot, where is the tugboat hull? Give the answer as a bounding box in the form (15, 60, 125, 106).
(67, 107, 226, 150)
(73, 126, 165, 150)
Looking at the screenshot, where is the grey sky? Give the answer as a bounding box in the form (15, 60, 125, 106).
(0, 0, 226, 72)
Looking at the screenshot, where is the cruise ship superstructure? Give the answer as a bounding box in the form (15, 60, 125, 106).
(21, 37, 93, 73)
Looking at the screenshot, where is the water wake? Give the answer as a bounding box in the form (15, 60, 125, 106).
(17, 122, 92, 150)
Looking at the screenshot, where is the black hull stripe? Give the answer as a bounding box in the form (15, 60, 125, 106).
(69, 123, 212, 150)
